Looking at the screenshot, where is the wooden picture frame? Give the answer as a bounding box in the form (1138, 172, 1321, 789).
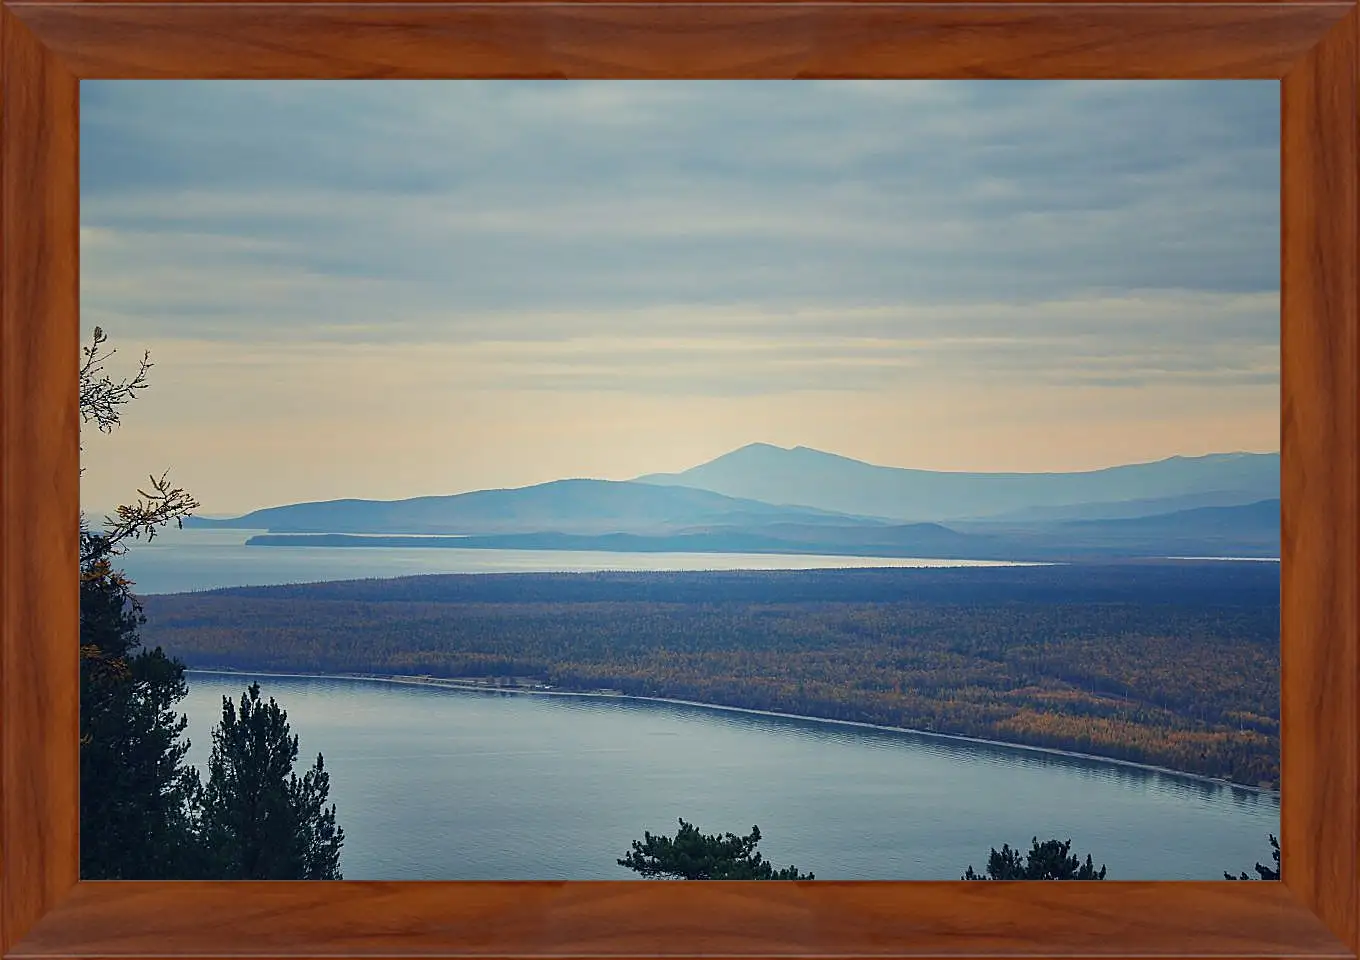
(1, 3, 1355, 958)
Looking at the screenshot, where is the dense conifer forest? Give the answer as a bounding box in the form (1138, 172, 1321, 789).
(141, 561, 1281, 788)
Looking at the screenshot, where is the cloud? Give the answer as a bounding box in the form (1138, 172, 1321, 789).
(78, 80, 1280, 505)
(82, 81, 1279, 334)
(82, 289, 1275, 403)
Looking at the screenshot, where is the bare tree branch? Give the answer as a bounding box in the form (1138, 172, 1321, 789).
(78, 327, 199, 564)
(79, 325, 153, 440)
(105, 470, 200, 545)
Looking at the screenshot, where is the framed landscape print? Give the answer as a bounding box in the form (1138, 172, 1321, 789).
(75, 77, 1283, 886)
(1, 2, 1357, 960)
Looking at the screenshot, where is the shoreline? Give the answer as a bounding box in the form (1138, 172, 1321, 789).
(186, 667, 1281, 799)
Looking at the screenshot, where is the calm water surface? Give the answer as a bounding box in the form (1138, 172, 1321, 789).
(119, 528, 1041, 594)
(182, 672, 1280, 881)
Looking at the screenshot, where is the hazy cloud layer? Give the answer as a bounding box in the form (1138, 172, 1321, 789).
(80, 81, 1279, 511)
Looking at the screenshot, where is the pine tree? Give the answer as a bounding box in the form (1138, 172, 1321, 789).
(199, 684, 345, 879)
(80, 325, 205, 879)
(963, 837, 1107, 880)
(79, 327, 344, 880)
(619, 819, 813, 880)
(79, 531, 204, 879)
(1225, 834, 1280, 880)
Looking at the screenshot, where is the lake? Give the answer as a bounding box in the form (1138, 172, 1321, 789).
(181, 671, 1280, 881)
(118, 527, 1042, 595)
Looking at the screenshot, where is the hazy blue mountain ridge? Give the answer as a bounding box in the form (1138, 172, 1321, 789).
(186, 478, 888, 536)
(189, 444, 1280, 558)
(635, 443, 1279, 522)
(973, 489, 1274, 523)
(246, 499, 1280, 561)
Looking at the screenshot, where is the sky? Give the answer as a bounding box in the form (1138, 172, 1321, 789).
(79, 81, 1280, 516)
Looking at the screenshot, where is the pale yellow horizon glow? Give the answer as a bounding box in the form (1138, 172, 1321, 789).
(78, 332, 1279, 517)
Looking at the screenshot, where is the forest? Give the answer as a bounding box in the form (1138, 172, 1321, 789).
(140, 561, 1281, 788)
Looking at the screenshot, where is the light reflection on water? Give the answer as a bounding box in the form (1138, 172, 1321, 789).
(118, 527, 1042, 595)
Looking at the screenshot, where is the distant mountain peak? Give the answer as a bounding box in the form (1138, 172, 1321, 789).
(633, 444, 1280, 524)
(720, 442, 874, 467)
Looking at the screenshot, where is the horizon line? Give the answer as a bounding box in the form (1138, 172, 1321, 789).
(83, 444, 1283, 518)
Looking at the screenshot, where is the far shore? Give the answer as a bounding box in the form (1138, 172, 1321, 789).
(185, 667, 1281, 799)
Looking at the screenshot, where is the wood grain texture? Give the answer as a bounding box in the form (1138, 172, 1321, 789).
(1281, 6, 1360, 955)
(3, 0, 1351, 6)
(1, 2, 1358, 960)
(4, 3, 1350, 80)
(9, 881, 1356, 959)
(0, 3, 80, 956)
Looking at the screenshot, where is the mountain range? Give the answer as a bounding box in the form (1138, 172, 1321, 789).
(635, 443, 1279, 522)
(188, 477, 885, 536)
(189, 443, 1281, 560)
